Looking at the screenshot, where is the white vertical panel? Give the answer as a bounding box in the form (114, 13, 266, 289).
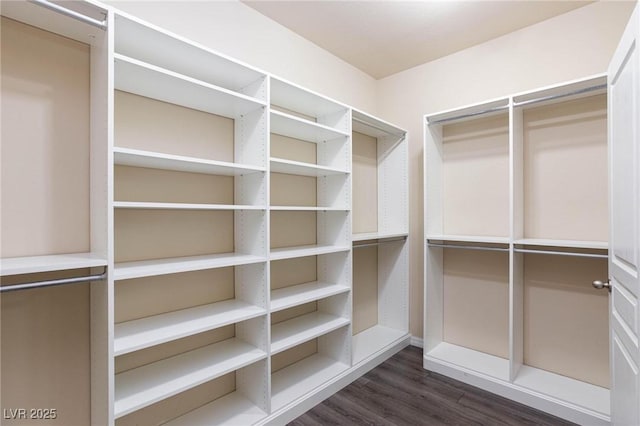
(378, 240, 409, 332)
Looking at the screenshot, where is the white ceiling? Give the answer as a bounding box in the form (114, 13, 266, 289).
(242, 1, 592, 79)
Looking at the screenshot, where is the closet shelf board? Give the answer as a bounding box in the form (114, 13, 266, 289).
(114, 253, 266, 281)
(115, 13, 265, 94)
(113, 202, 265, 211)
(352, 232, 408, 242)
(352, 109, 406, 138)
(514, 365, 610, 416)
(514, 238, 608, 250)
(0, 253, 107, 276)
(426, 235, 510, 245)
(270, 78, 347, 120)
(271, 281, 350, 312)
(114, 338, 266, 418)
(114, 300, 266, 356)
(352, 325, 408, 365)
(271, 353, 349, 411)
(271, 110, 349, 143)
(426, 342, 510, 382)
(270, 158, 348, 177)
(114, 54, 266, 119)
(162, 391, 267, 426)
(270, 244, 351, 261)
(270, 206, 349, 212)
(271, 312, 350, 355)
(114, 147, 265, 176)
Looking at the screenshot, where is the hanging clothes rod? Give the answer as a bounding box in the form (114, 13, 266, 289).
(353, 236, 407, 249)
(0, 267, 108, 293)
(29, 0, 108, 30)
(352, 117, 406, 137)
(513, 84, 607, 108)
(514, 248, 607, 259)
(427, 243, 509, 252)
(427, 104, 509, 125)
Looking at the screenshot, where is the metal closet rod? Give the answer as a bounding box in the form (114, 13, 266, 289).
(29, 0, 108, 30)
(427, 104, 509, 125)
(513, 83, 607, 108)
(352, 117, 406, 137)
(514, 248, 607, 259)
(353, 236, 407, 249)
(427, 243, 509, 252)
(0, 267, 108, 293)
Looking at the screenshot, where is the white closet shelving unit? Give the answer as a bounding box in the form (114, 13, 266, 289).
(351, 111, 410, 365)
(268, 77, 353, 415)
(0, 2, 110, 426)
(1, 2, 409, 425)
(424, 74, 610, 426)
(111, 11, 270, 426)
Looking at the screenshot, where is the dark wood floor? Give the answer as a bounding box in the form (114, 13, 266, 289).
(289, 346, 575, 426)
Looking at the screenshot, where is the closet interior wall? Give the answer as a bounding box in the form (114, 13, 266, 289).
(424, 75, 610, 426)
(0, 2, 410, 425)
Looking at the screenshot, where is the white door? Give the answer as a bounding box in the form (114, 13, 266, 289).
(608, 3, 640, 425)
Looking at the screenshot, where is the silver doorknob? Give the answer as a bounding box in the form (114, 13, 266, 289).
(592, 280, 611, 292)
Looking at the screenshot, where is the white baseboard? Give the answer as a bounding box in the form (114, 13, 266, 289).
(410, 335, 424, 348)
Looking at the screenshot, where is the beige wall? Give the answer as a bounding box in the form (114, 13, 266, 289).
(107, 0, 635, 339)
(375, 1, 635, 338)
(105, 0, 377, 113)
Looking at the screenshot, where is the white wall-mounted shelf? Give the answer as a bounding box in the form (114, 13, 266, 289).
(163, 391, 267, 426)
(271, 354, 350, 412)
(426, 235, 510, 245)
(271, 312, 350, 355)
(114, 339, 267, 418)
(271, 110, 349, 143)
(426, 342, 510, 382)
(514, 365, 609, 416)
(352, 232, 408, 242)
(114, 13, 266, 97)
(271, 281, 350, 312)
(114, 147, 265, 175)
(270, 206, 349, 212)
(113, 202, 265, 211)
(513, 238, 608, 250)
(114, 253, 266, 280)
(352, 325, 408, 365)
(270, 244, 351, 261)
(0, 253, 107, 276)
(114, 301, 266, 356)
(114, 54, 265, 120)
(270, 158, 348, 177)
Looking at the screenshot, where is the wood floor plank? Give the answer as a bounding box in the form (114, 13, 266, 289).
(289, 346, 577, 426)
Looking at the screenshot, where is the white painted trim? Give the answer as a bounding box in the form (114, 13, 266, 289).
(410, 336, 424, 348)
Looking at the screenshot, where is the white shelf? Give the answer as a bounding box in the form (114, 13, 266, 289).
(426, 234, 510, 245)
(352, 109, 406, 138)
(114, 253, 266, 281)
(114, 54, 266, 119)
(114, 338, 266, 418)
(352, 232, 408, 242)
(114, 202, 264, 211)
(114, 147, 265, 176)
(115, 13, 265, 95)
(270, 158, 348, 177)
(514, 365, 610, 415)
(271, 110, 348, 143)
(270, 244, 350, 261)
(0, 253, 107, 276)
(514, 238, 608, 250)
(163, 391, 267, 426)
(352, 325, 408, 365)
(270, 206, 348, 212)
(114, 300, 266, 356)
(426, 342, 510, 381)
(271, 281, 350, 312)
(271, 78, 347, 122)
(271, 312, 350, 355)
(271, 353, 349, 411)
